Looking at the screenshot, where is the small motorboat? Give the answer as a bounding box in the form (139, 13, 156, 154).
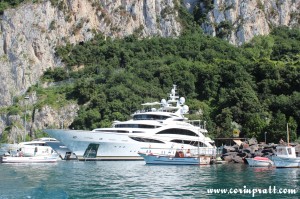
(1, 155, 58, 163)
(269, 124, 300, 168)
(4, 137, 59, 158)
(138, 152, 211, 165)
(270, 145, 300, 168)
(245, 156, 274, 167)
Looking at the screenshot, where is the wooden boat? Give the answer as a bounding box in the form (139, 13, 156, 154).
(138, 152, 211, 165)
(245, 156, 274, 167)
(1, 155, 58, 163)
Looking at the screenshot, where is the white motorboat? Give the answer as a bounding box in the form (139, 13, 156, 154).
(270, 123, 300, 168)
(0, 138, 63, 163)
(6, 137, 58, 158)
(1, 155, 57, 163)
(44, 85, 216, 160)
(245, 156, 274, 167)
(270, 145, 300, 168)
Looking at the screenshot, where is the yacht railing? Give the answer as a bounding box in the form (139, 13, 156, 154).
(134, 108, 178, 114)
(187, 120, 206, 129)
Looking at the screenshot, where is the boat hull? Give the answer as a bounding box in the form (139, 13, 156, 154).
(246, 158, 274, 167)
(271, 156, 300, 168)
(44, 129, 145, 160)
(44, 129, 216, 161)
(138, 152, 211, 165)
(1, 156, 58, 163)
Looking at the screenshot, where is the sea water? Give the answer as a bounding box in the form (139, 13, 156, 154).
(0, 161, 299, 199)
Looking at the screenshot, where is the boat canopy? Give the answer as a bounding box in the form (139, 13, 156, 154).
(276, 146, 296, 158)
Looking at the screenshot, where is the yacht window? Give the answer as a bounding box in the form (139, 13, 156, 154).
(170, 139, 207, 147)
(133, 114, 170, 120)
(288, 148, 292, 155)
(26, 143, 46, 146)
(156, 128, 198, 137)
(95, 130, 129, 133)
(173, 119, 185, 121)
(114, 124, 157, 128)
(129, 137, 165, 143)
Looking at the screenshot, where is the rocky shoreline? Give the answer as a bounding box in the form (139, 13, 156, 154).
(220, 138, 300, 164)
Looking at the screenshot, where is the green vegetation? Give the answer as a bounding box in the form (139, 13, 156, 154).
(35, 26, 300, 143)
(0, 0, 66, 14)
(0, 0, 25, 14)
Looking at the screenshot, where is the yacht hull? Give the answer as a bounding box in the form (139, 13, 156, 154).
(44, 129, 216, 161)
(44, 129, 148, 160)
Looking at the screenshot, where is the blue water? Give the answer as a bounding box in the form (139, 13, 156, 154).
(0, 161, 299, 198)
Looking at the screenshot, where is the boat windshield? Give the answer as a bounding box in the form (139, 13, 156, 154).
(94, 130, 129, 133)
(133, 114, 171, 120)
(129, 137, 165, 143)
(23, 143, 48, 146)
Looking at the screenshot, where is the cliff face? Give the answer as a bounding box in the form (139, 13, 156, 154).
(0, 0, 181, 107)
(0, 0, 299, 140)
(190, 0, 300, 46)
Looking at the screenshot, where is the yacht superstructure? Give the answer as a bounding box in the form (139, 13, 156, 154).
(44, 85, 216, 160)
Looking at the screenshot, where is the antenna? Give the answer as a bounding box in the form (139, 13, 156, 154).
(171, 88, 175, 95)
(287, 123, 290, 146)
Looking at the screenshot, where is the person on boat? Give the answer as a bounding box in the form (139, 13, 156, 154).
(178, 150, 184, 158)
(279, 138, 284, 145)
(19, 148, 24, 157)
(34, 147, 38, 156)
(185, 149, 191, 157)
(175, 149, 184, 157)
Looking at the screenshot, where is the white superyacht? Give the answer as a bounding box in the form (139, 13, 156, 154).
(44, 85, 216, 160)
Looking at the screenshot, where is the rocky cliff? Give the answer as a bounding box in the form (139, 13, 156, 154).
(0, 0, 181, 107)
(0, 0, 299, 141)
(200, 0, 300, 46)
